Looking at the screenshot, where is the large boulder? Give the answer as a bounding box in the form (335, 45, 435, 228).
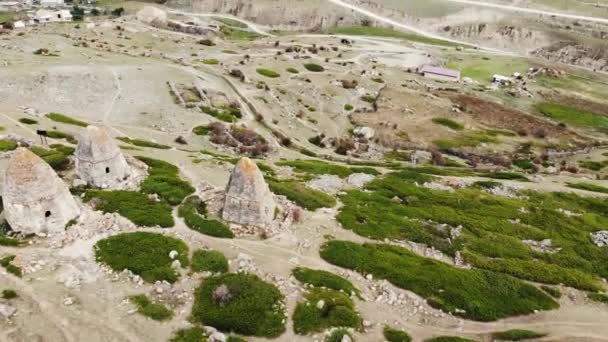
(136, 6, 168, 26)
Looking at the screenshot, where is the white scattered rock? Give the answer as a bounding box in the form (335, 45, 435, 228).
(316, 300, 325, 310)
(63, 296, 76, 306)
(0, 304, 16, 319)
(170, 260, 181, 269)
(353, 126, 375, 139)
(169, 250, 178, 260)
(591, 231, 608, 247)
(346, 173, 374, 188)
(366, 274, 373, 281)
(341, 334, 352, 342)
(209, 332, 226, 342)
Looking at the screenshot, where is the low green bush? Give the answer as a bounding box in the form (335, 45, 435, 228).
(46, 112, 89, 127)
(425, 337, 476, 342)
(191, 273, 286, 337)
(46, 130, 77, 144)
(286, 67, 300, 74)
(588, 292, 608, 304)
(256, 68, 280, 78)
(491, 329, 546, 341)
(83, 190, 174, 227)
(383, 325, 412, 342)
(276, 159, 379, 179)
(540, 285, 562, 299)
(95, 232, 188, 283)
(293, 288, 361, 334)
(344, 104, 353, 111)
(18, 118, 38, 125)
(567, 182, 608, 194)
(117, 137, 171, 149)
(431, 118, 464, 131)
(200, 106, 241, 123)
(178, 196, 234, 238)
(269, 180, 336, 210)
(30, 145, 71, 171)
(129, 294, 173, 320)
(292, 267, 360, 297)
(169, 327, 208, 342)
(0, 140, 17, 152)
(137, 157, 195, 205)
(536, 103, 608, 130)
(0, 255, 22, 277)
(513, 159, 533, 170)
(202, 59, 220, 65)
(320, 240, 558, 321)
(192, 250, 229, 273)
(1, 289, 18, 299)
(304, 63, 324, 72)
(193, 125, 211, 136)
(326, 329, 353, 342)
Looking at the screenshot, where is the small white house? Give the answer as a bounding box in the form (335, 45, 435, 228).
(418, 65, 461, 82)
(13, 20, 25, 28)
(33, 9, 53, 22)
(55, 9, 72, 21)
(492, 74, 513, 85)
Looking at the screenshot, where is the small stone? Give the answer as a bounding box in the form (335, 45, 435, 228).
(316, 300, 325, 310)
(171, 260, 181, 269)
(63, 297, 76, 306)
(210, 331, 226, 342)
(341, 335, 352, 342)
(0, 304, 16, 319)
(366, 274, 373, 281)
(169, 250, 178, 259)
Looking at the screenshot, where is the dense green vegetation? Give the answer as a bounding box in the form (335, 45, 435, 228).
(95, 232, 188, 283)
(129, 294, 173, 320)
(18, 118, 38, 125)
(193, 125, 211, 136)
(0, 140, 17, 152)
(30, 145, 72, 171)
(432, 117, 464, 131)
(293, 288, 361, 334)
(220, 25, 262, 40)
(256, 68, 281, 78)
(325, 329, 353, 342)
(541, 285, 562, 299)
(46, 130, 77, 144)
(1, 289, 18, 299)
(178, 196, 234, 238)
(425, 337, 476, 342)
(46, 112, 89, 127)
(117, 137, 171, 149)
(327, 26, 463, 47)
(321, 240, 558, 321)
(83, 190, 174, 227)
(214, 17, 247, 28)
(202, 59, 220, 65)
(137, 156, 195, 205)
(566, 182, 608, 194)
(303, 63, 325, 72)
(169, 327, 208, 342)
(336, 168, 608, 290)
(344, 104, 354, 111)
(383, 326, 412, 342)
(268, 179, 336, 210)
(286, 67, 300, 74)
(578, 160, 608, 171)
(200, 105, 242, 123)
(292, 267, 360, 297)
(0, 255, 22, 277)
(536, 103, 608, 129)
(191, 249, 229, 273)
(588, 292, 608, 304)
(276, 159, 379, 179)
(191, 273, 286, 337)
(491, 329, 546, 341)
(446, 55, 529, 82)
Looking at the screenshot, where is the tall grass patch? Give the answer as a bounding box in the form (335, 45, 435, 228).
(178, 196, 234, 238)
(46, 112, 89, 127)
(83, 190, 174, 227)
(268, 179, 336, 210)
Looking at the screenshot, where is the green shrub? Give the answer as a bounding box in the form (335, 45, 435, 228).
(169, 327, 208, 342)
(83, 190, 174, 227)
(178, 196, 234, 238)
(0, 255, 22, 277)
(344, 104, 353, 111)
(491, 329, 546, 341)
(0, 140, 17, 152)
(95, 232, 188, 283)
(30, 145, 71, 170)
(137, 157, 195, 205)
(292, 267, 360, 297)
(320, 240, 558, 321)
(588, 292, 608, 304)
(567, 182, 608, 194)
(18, 118, 38, 125)
(325, 329, 353, 342)
(117, 137, 171, 149)
(578, 160, 608, 171)
(46, 130, 77, 144)
(200, 106, 241, 123)
(303, 63, 324, 72)
(129, 294, 173, 320)
(0, 235, 22, 247)
(540, 285, 562, 299)
(383, 325, 412, 342)
(2, 289, 17, 299)
(192, 250, 229, 273)
(46, 112, 89, 127)
(361, 95, 376, 103)
(193, 125, 211, 136)
(536, 103, 608, 129)
(287, 67, 300, 74)
(276, 159, 379, 179)
(431, 118, 464, 131)
(191, 273, 286, 337)
(513, 159, 533, 170)
(293, 288, 361, 334)
(269, 180, 336, 210)
(425, 337, 476, 342)
(227, 337, 246, 342)
(202, 59, 220, 65)
(256, 68, 280, 78)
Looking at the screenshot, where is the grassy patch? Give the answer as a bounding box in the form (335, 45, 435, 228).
(95, 232, 188, 283)
(256, 68, 281, 78)
(191, 273, 286, 337)
(425, 337, 476, 342)
(178, 196, 234, 238)
(192, 249, 229, 273)
(536, 103, 608, 130)
(200, 105, 242, 123)
(0, 255, 22, 277)
(202, 58, 220, 65)
(276, 159, 378, 179)
(327, 26, 464, 47)
(83, 190, 174, 227)
(46, 112, 89, 127)
(1, 289, 18, 300)
(432, 117, 464, 131)
(214, 17, 247, 28)
(446, 55, 529, 82)
(129, 294, 173, 321)
(30, 145, 72, 171)
(384, 326, 412, 342)
(287, 67, 300, 74)
(321, 240, 558, 321)
(169, 327, 208, 342)
(566, 182, 608, 194)
(491, 329, 546, 341)
(434, 131, 499, 149)
(344, 104, 353, 111)
(117, 137, 170, 149)
(578, 160, 608, 171)
(0, 140, 17, 152)
(303, 63, 324, 72)
(293, 288, 362, 334)
(193, 125, 211, 136)
(18, 118, 38, 125)
(541, 285, 562, 299)
(137, 157, 195, 205)
(46, 130, 77, 144)
(588, 292, 608, 304)
(292, 267, 360, 297)
(220, 25, 262, 40)
(268, 179, 336, 210)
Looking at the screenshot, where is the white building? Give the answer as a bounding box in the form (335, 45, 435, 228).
(418, 65, 461, 82)
(13, 20, 25, 28)
(33, 8, 72, 23)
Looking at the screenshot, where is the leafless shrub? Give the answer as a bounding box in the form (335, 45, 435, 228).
(212, 284, 232, 306)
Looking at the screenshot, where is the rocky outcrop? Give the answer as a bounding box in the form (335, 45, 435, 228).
(3, 148, 80, 235)
(532, 42, 608, 72)
(222, 157, 275, 227)
(75, 125, 131, 188)
(136, 6, 168, 27)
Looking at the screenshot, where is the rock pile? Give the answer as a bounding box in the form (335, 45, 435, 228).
(591, 231, 608, 247)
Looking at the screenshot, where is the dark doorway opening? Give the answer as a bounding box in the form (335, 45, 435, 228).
(45, 211, 51, 218)
(105, 167, 110, 174)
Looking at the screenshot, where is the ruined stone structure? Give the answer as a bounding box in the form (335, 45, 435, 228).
(76, 125, 130, 188)
(222, 157, 275, 227)
(3, 148, 80, 235)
